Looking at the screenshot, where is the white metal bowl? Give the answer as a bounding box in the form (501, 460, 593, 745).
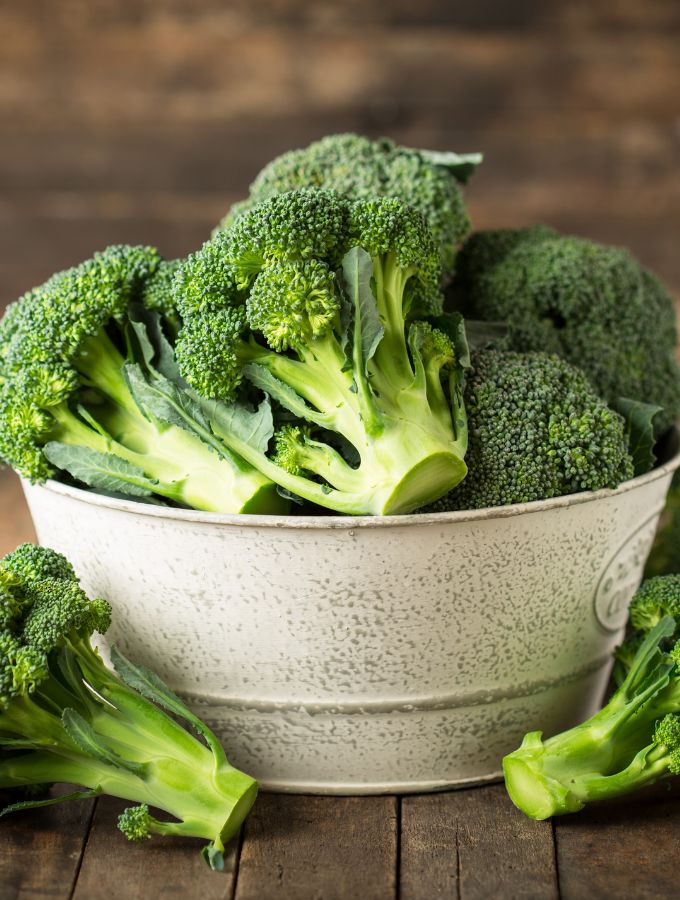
(21, 442, 680, 794)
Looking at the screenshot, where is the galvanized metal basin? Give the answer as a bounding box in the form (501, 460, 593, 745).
(22, 440, 680, 794)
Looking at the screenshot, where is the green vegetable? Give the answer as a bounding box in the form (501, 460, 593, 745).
(426, 349, 633, 511)
(216, 133, 480, 281)
(503, 576, 680, 820)
(0, 544, 257, 870)
(0, 245, 284, 514)
(176, 189, 470, 515)
(451, 226, 680, 435)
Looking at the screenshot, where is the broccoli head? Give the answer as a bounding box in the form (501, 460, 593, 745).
(427, 350, 633, 511)
(451, 226, 680, 434)
(216, 133, 480, 281)
(0, 544, 257, 869)
(174, 189, 470, 515)
(0, 245, 283, 514)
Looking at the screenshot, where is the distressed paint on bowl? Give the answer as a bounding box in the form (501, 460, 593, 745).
(22, 446, 680, 794)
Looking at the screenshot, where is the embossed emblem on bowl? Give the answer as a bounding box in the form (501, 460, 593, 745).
(594, 512, 663, 632)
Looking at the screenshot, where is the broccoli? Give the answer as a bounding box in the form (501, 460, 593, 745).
(216, 133, 481, 281)
(451, 226, 680, 434)
(504, 576, 680, 820)
(0, 544, 257, 869)
(0, 245, 284, 514)
(175, 189, 469, 515)
(425, 350, 633, 511)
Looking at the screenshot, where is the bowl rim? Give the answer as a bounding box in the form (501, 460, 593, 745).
(23, 441, 680, 531)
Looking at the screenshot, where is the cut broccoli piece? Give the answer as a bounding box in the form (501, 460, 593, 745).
(216, 133, 480, 281)
(451, 226, 680, 434)
(0, 544, 257, 869)
(426, 350, 633, 511)
(175, 189, 469, 515)
(504, 583, 680, 819)
(0, 245, 284, 514)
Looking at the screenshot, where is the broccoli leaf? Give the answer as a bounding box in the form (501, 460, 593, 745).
(416, 150, 483, 183)
(341, 246, 384, 376)
(62, 709, 146, 775)
(43, 443, 155, 498)
(241, 364, 329, 432)
(125, 363, 210, 434)
(0, 787, 102, 818)
(198, 391, 275, 455)
(613, 398, 663, 477)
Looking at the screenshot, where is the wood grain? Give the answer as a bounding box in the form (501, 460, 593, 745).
(400, 785, 558, 900)
(72, 796, 237, 900)
(555, 781, 680, 899)
(0, 470, 35, 556)
(0, 786, 95, 900)
(234, 794, 398, 900)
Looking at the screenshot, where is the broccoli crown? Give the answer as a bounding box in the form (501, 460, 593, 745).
(0, 544, 258, 868)
(216, 133, 473, 280)
(653, 713, 680, 774)
(175, 189, 443, 400)
(140, 258, 182, 320)
(428, 350, 634, 511)
(629, 575, 680, 634)
(0, 545, 111, 706)
(174, 189, 468, 515)
(0, 245, 161, 481)
(452, 226, 680, 433)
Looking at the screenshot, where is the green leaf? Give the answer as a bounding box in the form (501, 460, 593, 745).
(198, 393, 275, 456)
(125, 363, 210, 434)
(43, 443, 155, 498)
(62, 709, 146, 776)
(111, 647, 209, 741)
(0, 787, 102, 819)
(427, 312, 471, 371)
(341, 247, 384, 376)
(416, 149, 483, 183)
(202, 844, 226, 871)
(241, 365, 329, 431)
(613, 398, 663, 477)
(128, 304, 182, 383)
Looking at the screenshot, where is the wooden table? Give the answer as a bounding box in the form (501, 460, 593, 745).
(1, 470, 678, 899)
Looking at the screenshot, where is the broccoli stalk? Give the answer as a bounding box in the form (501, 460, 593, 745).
(0, 545, 257, 870)
(504, 576, 680, 820)
(0, 246, 283, 514)
(176, 190, 469, 515)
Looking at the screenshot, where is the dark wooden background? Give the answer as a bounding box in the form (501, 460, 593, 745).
(1, 0, 679, 312)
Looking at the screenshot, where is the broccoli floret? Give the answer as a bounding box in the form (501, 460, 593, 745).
(0, 545, 257, 870)
(0, 245, 284, 514)
(175, 189, 469, 515)
(503, 609, 680, 819)
(216, 134, 480, 281)
(451, 226, 680, 434)
(427, 350, 633, 511)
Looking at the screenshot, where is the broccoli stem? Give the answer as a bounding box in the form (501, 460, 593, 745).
(0, 641, 257, 849)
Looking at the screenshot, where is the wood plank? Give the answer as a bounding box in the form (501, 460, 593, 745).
(400, 784, 558, 900)
(0, 786, 95, 900)
(555, 781, 680, 899)
(234, 794, 398, 900)
(0, 30, 678, 130)
(0, 470, 36, 556)
(72, 795, 237, 900)
(1, 0, 678, 34)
